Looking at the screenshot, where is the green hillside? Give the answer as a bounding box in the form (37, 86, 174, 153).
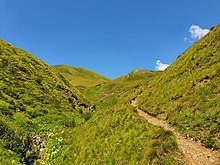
(53, 65, 109, 92)
(1, 23, 220, 164)
(0, 40, 182, 164)
(36, 68, 182, 164)
(0, 39, 91, 164)
(48, 106, 182, 164)
(85, 68, 160, 107)
(138, 23, 220, 149)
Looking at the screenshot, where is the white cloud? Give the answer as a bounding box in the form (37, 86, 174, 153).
(184, 37, 193, 43)
(155, 60, 169, 71)
(189, 25, 209, 39)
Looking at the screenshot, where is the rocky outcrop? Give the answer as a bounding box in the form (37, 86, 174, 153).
(26, 136, 46, 165)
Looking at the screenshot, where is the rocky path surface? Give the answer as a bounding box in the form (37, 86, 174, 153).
(131, 99, 220, 165)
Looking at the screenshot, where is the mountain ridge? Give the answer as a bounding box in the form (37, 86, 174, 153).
(53, 64, 109, 93)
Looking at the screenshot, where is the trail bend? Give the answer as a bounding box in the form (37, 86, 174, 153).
(131, 99, 220, 165)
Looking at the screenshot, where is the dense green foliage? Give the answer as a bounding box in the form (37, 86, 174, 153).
(138, 24, 220, 149)
(0, 40, 91, 163)
(53, 65, 109, 93)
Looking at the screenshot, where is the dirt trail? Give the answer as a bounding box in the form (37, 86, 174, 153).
(131, 99, 220, 165)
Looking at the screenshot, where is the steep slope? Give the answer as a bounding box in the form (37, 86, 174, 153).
(132, 98, 220, 165)
(50, 104, 182, 164)
(2, 22, 220, 164)
(53, 65, 109, 92)
(44, 69, 182, 164)
(0, 39, 91, 164)
(138, 23, 220, 150)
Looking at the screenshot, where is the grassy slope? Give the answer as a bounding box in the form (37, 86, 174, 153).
(85, 69, 160, 105)
(138, 24, 220, 149)
(0, 39, 91, 164)
(53, 65, 109, 92)
(44, 69, 182, 164)
(0, 40, 181, 164)
(57, 106, 182, 164)
(2, 23, 219, 164)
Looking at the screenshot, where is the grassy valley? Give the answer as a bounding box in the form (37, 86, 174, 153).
(0, 40, 183, 164)
(0, 23, 220, 164)
(37, 68, 182, 164)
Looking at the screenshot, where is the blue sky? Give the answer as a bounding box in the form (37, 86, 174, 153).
(0, 0, 219, 79)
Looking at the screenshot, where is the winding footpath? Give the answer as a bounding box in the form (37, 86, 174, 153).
(131, 99, 220, 165)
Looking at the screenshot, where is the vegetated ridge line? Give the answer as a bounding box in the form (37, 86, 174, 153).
(131, 98, 220, 165)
